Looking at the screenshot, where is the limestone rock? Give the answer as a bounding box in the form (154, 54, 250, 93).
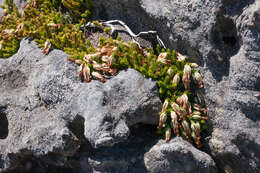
(144, 137, 217, 173)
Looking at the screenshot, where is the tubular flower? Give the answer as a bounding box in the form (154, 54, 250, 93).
(191, 114, 208, 120)
(193, 71, 204, 88)
(190, 63, 199, 68)
(194, 104, 208, 114)
(176, 52, 187, 61)
(181, 119, 192, 142)
(170, 111, 180, 136)
(161, 99, 169, 112)
(91, 72, 106, 83)
(191, 121, 202, 147)
(165, 127, 171, 142)
(82, 65, 91, 82)
(172, 73, 180, 87)
(157, 52, 171, 64)
(182, 64, 191, 90)
(157, 112, 167, 130)
(186, 101, 192, 115)
(78, 63, 85, 81)
(191, 121, 201, 136)
(42, 40, 51, 55)
(171, 102, 184, 119)
(176, 93, 188, 109)
(167, 68, 174, 77)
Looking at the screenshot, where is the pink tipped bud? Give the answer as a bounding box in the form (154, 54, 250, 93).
(157, 52, 171, 64)
(176, 52, 187, 61)
(193, 71, 204, 88)
(165, 127, 171, 142)
(157, 112, 167, 130)
(182, 65, 191, 90)
(176, 93, 188, 108)
(191, 121, 201, 137)
(190, 63, 199, 68)
(161, 99, 169, 112)
(42, 40, 51, 55)
(172, 73, 180, 87)
(91, 72, 106, 83)
(181, 120, 191, 138)
(170, 111, 180, 136)
(83, 65, 91, 83)
(167, 68, 174, 76)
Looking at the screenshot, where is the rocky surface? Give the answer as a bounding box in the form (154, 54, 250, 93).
(144, 138, 217, 173)
(0, 0, 259, 172)
(92, 0, 260, 172)
(0, 38, 164, 172)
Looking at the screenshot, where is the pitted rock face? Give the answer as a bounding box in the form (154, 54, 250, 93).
(92, 0, 260, 172)
(144, 138, 217, 173)
(73, 69, 161, 148)
(0, 38, 162, 172)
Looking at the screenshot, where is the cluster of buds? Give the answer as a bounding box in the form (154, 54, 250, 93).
(69, 41, 122, 83)
(157, 52, 172, 64)
(158, 92, 208, 147)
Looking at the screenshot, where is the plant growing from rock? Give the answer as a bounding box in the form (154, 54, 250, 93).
(0, 0, 208, 147)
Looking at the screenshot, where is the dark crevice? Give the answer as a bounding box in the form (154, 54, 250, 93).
(68, 115, 86, 143)
(255, 79, 260, 92)
(211, 16, 240, 59)
(0, 106, 8, 139)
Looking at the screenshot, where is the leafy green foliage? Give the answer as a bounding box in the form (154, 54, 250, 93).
(0, 0, 92, 59)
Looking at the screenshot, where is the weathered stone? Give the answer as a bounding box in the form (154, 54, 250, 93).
(71, 68, 161, 148)
(144, 137, 217, 173)
(92, 0, 260, 172)
(0, 38, 161, 172)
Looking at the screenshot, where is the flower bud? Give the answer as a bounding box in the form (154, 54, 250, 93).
(191, 114, 208, 120)
(181, 120, 192, 142)
(186, 101, 192, 115)
(157, 112, 167, 130)
(157, 52, 171, 64)
(190, 63, 199, 68)
(170, 111, 180, 136)
(165, 127, 171, 142)
(83, 65, 91, 82)
(193, 104, 208, 114)
(161, 99, 169, 112)
(176, 93, 188, 108)
(91, 72, 106, 82)
(176, 52, 187, 61)
(167, 68, 174, 76)
(42, 40, 51, 55)
(193, 71, 204, 88)
(182, 65, 191, 90)
(172, 73, 180, 87)
(191, 121, 201, 136)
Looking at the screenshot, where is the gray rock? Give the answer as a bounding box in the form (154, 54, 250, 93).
(144, 137, 217, 173)
(0, 38, 162, 172)
(0, 38, 80, 172)
(71, 69, 161, 148)
(92, 0, 260, 172)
